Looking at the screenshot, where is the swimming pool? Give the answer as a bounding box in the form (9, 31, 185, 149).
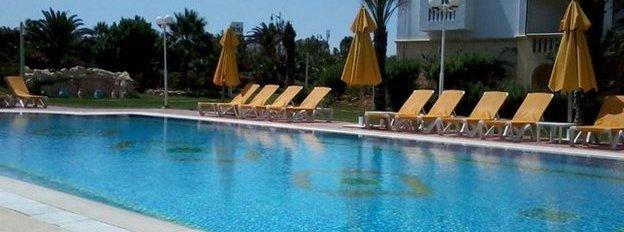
(0, 113, 623, 231)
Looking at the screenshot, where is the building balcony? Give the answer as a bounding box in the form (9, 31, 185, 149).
(419, 0, 471, 31)
(525, 33, 562, 55)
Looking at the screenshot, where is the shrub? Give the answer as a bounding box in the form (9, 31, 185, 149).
(601, 30, 624, 93)
(423, 53, 508, 90)
(124, 90, 141, 99)
(314, 61, 345, 97)
(422, 53, 509, 115)
(0, 63, 18, 90)
(496, 78, 528, 119)
(386, 58, 421, 111)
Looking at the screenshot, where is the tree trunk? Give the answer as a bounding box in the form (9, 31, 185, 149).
(579, 0, 605, 73)
(373, 26, 388, 111)
(578, 0, 606, 123)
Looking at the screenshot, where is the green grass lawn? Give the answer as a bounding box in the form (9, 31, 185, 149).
(48, 95, 361, 122)
(48, 95, 213, 110)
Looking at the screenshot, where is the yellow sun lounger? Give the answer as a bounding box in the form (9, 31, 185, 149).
(4, 76, 47, 108)
(197, 84, 259, 116)
(570, 95, 624, 149)
(395, 90, 465, 132)
(438, 91, 509, 136)
(238, 85, 303, 118)
(234, 85, 279, 118)
(363, 90, 434, 130)
(482, 92, 554, 141)
(0, 92, 14, 108)
(267, 87, 331, 122)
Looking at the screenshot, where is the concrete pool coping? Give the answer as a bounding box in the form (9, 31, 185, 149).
(0, 176, 197, 232)
(0, 106, 622, 231)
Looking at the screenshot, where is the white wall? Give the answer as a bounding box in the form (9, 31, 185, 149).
(398, 0, 567, 41)
(526, 0, 568, 33)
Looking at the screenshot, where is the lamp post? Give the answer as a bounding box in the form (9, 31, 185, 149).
(19, 22, 25, 77)
(428, 0, 460, 92)
(156, 15, 174, 108)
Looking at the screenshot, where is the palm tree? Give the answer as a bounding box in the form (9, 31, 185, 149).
(362, 0, 405, 110)
(107, 16, 159, 91)
(170, 9, 207, 45)
(26, 8, 89, 68)
(169, 9, 217, 91)
(249, 22, 281, 60)
(0, 27, 19, 64)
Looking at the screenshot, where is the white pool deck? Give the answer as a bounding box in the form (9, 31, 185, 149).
(0, 106, 622, 231)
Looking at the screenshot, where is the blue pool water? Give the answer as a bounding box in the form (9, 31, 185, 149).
(1, 113, 624, 231)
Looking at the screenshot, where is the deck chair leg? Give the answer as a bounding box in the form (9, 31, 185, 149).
(572, 131, 583, 146)
(39, 98, 47, 108)
(422, 120, 435, 133)
(569, 128, 578, 145)
(217, 106, 226, 117)
(501, 125, 509, 138)
(463, 123, 473, 137)
(457, 122, 465, 134)
(435, 119, 444, 135)
(498, 125, 507, 139)
(395, 119, 406, 132)
(584, 132, 592, 145)
(398, 119, 412, 132)
(441, 122, 450, 134)
(212, 105, 219, 116)
(482, 124, 494, 139)
(434, 120, 442, 135)
(477, 121, 487, 138)
(526, 125, 535, 141)
(605, 130, 616, 149)
(614, 131, 624, 149)
(466, 123, 477, 137)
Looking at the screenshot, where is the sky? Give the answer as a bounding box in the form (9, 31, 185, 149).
(0, 0, 398, 54)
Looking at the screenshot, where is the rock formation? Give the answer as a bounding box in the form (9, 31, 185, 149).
(24, 66, 134, 98)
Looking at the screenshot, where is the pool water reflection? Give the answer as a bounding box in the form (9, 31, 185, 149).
(0, 113, 623, 231)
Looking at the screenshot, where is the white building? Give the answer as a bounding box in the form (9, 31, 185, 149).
(396, 0, 615, 89)
(230, 22, 244, 37)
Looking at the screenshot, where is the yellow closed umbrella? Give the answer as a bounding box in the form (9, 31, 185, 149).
(213, 27, 241, 89)
(549, 0, 597, 92)
(341, 7, 382, 115)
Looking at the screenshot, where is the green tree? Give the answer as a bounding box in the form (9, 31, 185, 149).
(600, 31, 624, 93)
(25, 8, 89, 69)
(106, 16, 158, 91)
(91, 22, 116, 69)
(336, 36, 353, 58)
(247, 16, 300, 86)
(248, 22, 282, 84)
(169, 9, 218, 92)
(362, 0, 404, 110)
(0, 27, 19, 64)
(249, 22, 281, 60)
(296, 35, 336, 85)
(283, 22, 297, 85)
(0, 27, 20, 77)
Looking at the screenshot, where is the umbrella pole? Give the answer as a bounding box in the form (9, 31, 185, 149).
(567, 92, 573, 123)
(360, 87, 366, 116)
(221, 86, 226, 102)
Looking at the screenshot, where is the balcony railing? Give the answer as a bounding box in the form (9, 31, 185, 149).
(427, 9, 456, 22)
(527, 33, 562, 54)
(418, 0, 469, 31)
